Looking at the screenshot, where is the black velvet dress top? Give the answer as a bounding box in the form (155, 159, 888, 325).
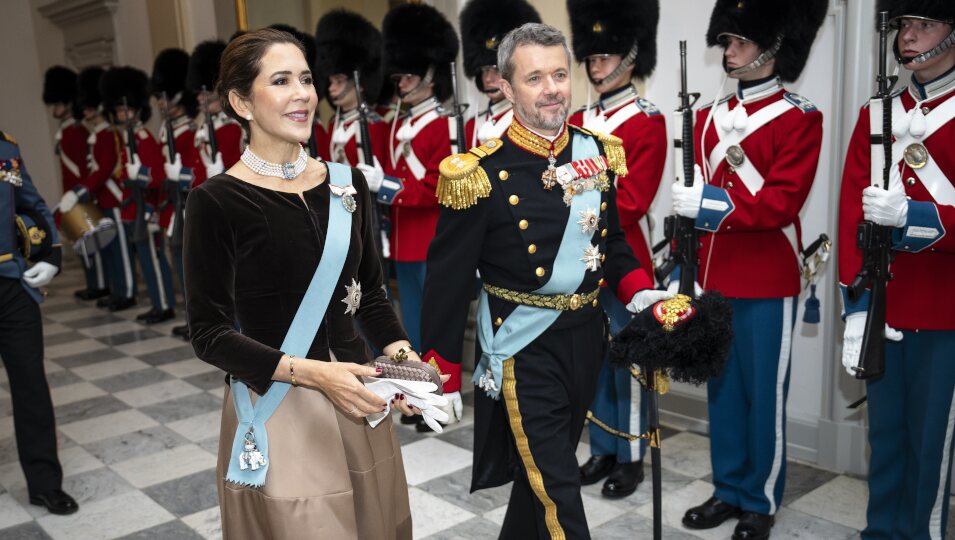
(184, 167, 407, 395)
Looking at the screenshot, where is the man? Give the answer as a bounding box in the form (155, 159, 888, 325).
(60, 66, 140, 312)
(150, 48, 204, 325)
(100, 66, 168, 319)
(675, 1, 827, 539)
(0, 131, 79, 515)
(839, 2, 955, 538)
(567, 0, 665, 500)
(43, 66, 107, 301)
(459, 0, 541, 148)
(381, 3, 458, 363)
(421, 23, 668, 538)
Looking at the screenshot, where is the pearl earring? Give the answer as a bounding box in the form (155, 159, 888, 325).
(245, 115, 252, 121)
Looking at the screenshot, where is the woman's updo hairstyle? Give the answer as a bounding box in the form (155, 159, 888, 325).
(217, 27, 307, 131)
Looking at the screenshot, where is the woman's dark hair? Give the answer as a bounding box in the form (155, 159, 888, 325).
(217, 28, 307, 131)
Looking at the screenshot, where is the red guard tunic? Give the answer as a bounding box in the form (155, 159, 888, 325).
(196, 111, 243, 173)
(159, 115, 205, 228)
(839, 74, 955, 331)
(465, 99, 515, 150)
(324, 108, 390, 167)
(383, 97, 452, 262)
(77, 121, 120, 209)
(56, 118, 88, 193)
(570, 85, 666, 271)
(692, 78, 823, 298)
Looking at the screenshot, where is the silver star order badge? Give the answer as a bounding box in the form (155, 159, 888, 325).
(342, 278, 362, 316)
(578, 208, 599, 234)
(581, 244, 602, 272)
(342, 193, 357, 213)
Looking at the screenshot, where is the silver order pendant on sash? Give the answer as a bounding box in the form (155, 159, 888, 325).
(903, 143, 929, 170)
(725, 145, 746, 168)
(342, 193, 357, 213)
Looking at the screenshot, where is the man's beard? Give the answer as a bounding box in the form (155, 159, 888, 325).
(515, 94, 567, 132)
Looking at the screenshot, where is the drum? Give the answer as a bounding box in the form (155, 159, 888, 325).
(59, 202, 117, 256)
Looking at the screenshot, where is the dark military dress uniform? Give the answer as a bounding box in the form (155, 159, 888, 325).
(421, 120, 652, 538)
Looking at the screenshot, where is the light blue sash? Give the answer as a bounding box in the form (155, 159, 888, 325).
(226, 161, 354, 487)
(474, 133, 602, 399)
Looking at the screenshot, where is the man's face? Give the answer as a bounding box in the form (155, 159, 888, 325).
(481, 66, 504, 102)
(198, 91, 223, 114)
(898, 18, 955, 77)
(393, 73, 433, 105)
(587, 54, 633, 94)
(50, 103, 70, 120)
(500, 44, 571, 134)
(722, 35, 774, 80)
(328, 73, 358, 110)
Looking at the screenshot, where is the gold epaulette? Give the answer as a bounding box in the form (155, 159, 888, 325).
(436, 138, 503, 210)
(571, 125, 628, 177)
(1, 131, 16, 145)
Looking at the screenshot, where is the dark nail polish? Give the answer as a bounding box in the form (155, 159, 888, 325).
(376, 368, 383, 373)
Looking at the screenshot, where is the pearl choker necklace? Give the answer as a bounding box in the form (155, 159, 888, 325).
(241, 146, 309, 180)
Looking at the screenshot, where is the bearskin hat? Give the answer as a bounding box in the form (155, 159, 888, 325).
(382, 3, 460, 102)
(100, 66, 153, 123)
(186, 40, 226, 94)
(610, 292, 733, 386)
(151, 48, 198, 117)
(314, 9, 383, 103)
(76, 66, 104, 111)
(706, 0, 828, 82)
(460, 0, 541, 90)
(269, 23, 316, 70)
(568, 0, 659, 79)
(43, 66, 77, 105)
(878, 0, 955, 26)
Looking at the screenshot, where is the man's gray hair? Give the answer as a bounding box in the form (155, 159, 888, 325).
(497, 23, 572, 82)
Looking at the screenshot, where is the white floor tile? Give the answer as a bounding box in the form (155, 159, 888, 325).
(637, 479, 736, 540)
(182, 506, 222, 539)
(59, 410, 159, 445)
(660, 432, 713, 479)
(158, 359, 217, 379)
(401, 438, 472, 486)
(410, 486, 475, 538)
(114, 379, 202, 408)
(111, 444, 215, 488)
(71, 357, 150, 381)
(582, 493, 628, 529)
(51, 382, 107, 407)
(42, 323, 73, 337)
(78, 320, 148, 338)
(482, 504, 507, 526)
(36, 490, 174, 540)
(0, 416, 13, 440)
(115, 336, 188, 356)
(0, 493, 33, 529)
(166, 411, 222, 443)
(44, 307, 104, 323)
(60, 446, 105, 478)
(789, 475, 868, 531)
(44, 339, 107, 360)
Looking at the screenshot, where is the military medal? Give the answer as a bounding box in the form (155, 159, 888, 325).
(725, 145, 746, 167)
(541, 153, 558, 190)
(329, 184, 358, 213)
(581, 244, 602, 272)
(578, 208, 599, 234)
(0, 159, 23, 187)
(341, 278, 362, 316)
(903, 143, 928, 170)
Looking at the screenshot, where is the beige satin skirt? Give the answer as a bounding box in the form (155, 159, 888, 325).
(215, 381, 412, 539)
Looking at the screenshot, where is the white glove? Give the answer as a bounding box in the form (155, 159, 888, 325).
(357, 163, 385, 193)
(672, 165, 705, 219)
(23, 262, 58, 288)
(434, 391, 463, 425)
(626, 289, 675, 314)
(58, 190, 79, 213)
(841, 312, 904, 376)
(862, 166, 907, 227)
(163, 154, 184, 181)
(202, 151, 224, 177)
(666, 277, 703, 298)
(125, 155, 144, 182)
(363, 378, 450, 432)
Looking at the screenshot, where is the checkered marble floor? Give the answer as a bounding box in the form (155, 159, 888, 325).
(0, 259, 949, 539)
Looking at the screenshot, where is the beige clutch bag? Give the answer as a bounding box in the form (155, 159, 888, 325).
(370, 356, 444, 395)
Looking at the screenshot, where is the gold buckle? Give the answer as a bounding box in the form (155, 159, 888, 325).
(568, 293, 582, 310)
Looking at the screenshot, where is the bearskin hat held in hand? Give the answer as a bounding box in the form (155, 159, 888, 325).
(610, 292, 733, 385)
(460, 0, 541, 90)
(314, 9, 383, 103)
(151, 48, 198, 117)
(382, 3, 460, 102)
(568, 0, 659, 79)
(101, 66, 153, 123)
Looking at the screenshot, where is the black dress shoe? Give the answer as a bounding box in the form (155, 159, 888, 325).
(136, 308, 159, 321)
(400, 413, 421, 425)
(108, 297, 137, 312)
(172, 325, 190, 339)
(75, 288, 110, 300)
(579, 455, 616, 486)
(96, 296, 112, 308)
(733, 512, 774, 540)
(29, 489, 79, 515)
(143, 309, 175, 325)
(601, 460, 644, 498)
(682, 496, 741, 530)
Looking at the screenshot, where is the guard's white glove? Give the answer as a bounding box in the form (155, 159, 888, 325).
(841, 312, 904, 376)
(126, 155, 145, 183)
(23, 262, 58, 288)
(163, 154, 185, 181)
(357, 162, 385, 193)
(863, 166, 907, 227)
(672, 165, 706, 219)
(666, 278, 703, 298)
(202, 151, 224, 177)
(58, 190, 79, 213)
(626, 289, 675, 314)
(363, 378, 450, 432)
(434, 391, 463, 425)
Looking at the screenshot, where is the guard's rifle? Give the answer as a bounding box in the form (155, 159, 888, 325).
(847, 11, 897, 380)
(160, 92, 189, 249)
(201, 86, 219, 160)
(354, 69, 387, 265)
(442, 61, 469, 153)
(122, 97, 148, 244)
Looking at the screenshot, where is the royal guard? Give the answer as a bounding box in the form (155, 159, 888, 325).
(566, 0, 665, 500)
(839, 2, 955, 538)
(187, 40, 243, 178)
(460, 0, 541, 148)
(43, 66, 107, 300)
(420, 23, 667, 537)
(672, 1, 828, 538)
(151, 48, 203, 325)
(380, 3, 459, 373)
(100, 66, 169, 318)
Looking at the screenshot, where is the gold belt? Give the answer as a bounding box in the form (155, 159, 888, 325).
(0, 253, 12, 263)
(483, 283, 600, 311)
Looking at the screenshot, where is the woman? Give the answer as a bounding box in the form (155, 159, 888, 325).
(184, 28, 418, 539)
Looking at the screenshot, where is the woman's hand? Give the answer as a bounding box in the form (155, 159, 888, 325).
(274, 355, 387, 418)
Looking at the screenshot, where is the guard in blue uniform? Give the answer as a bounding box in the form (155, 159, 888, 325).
(0, 131, 79, 515)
